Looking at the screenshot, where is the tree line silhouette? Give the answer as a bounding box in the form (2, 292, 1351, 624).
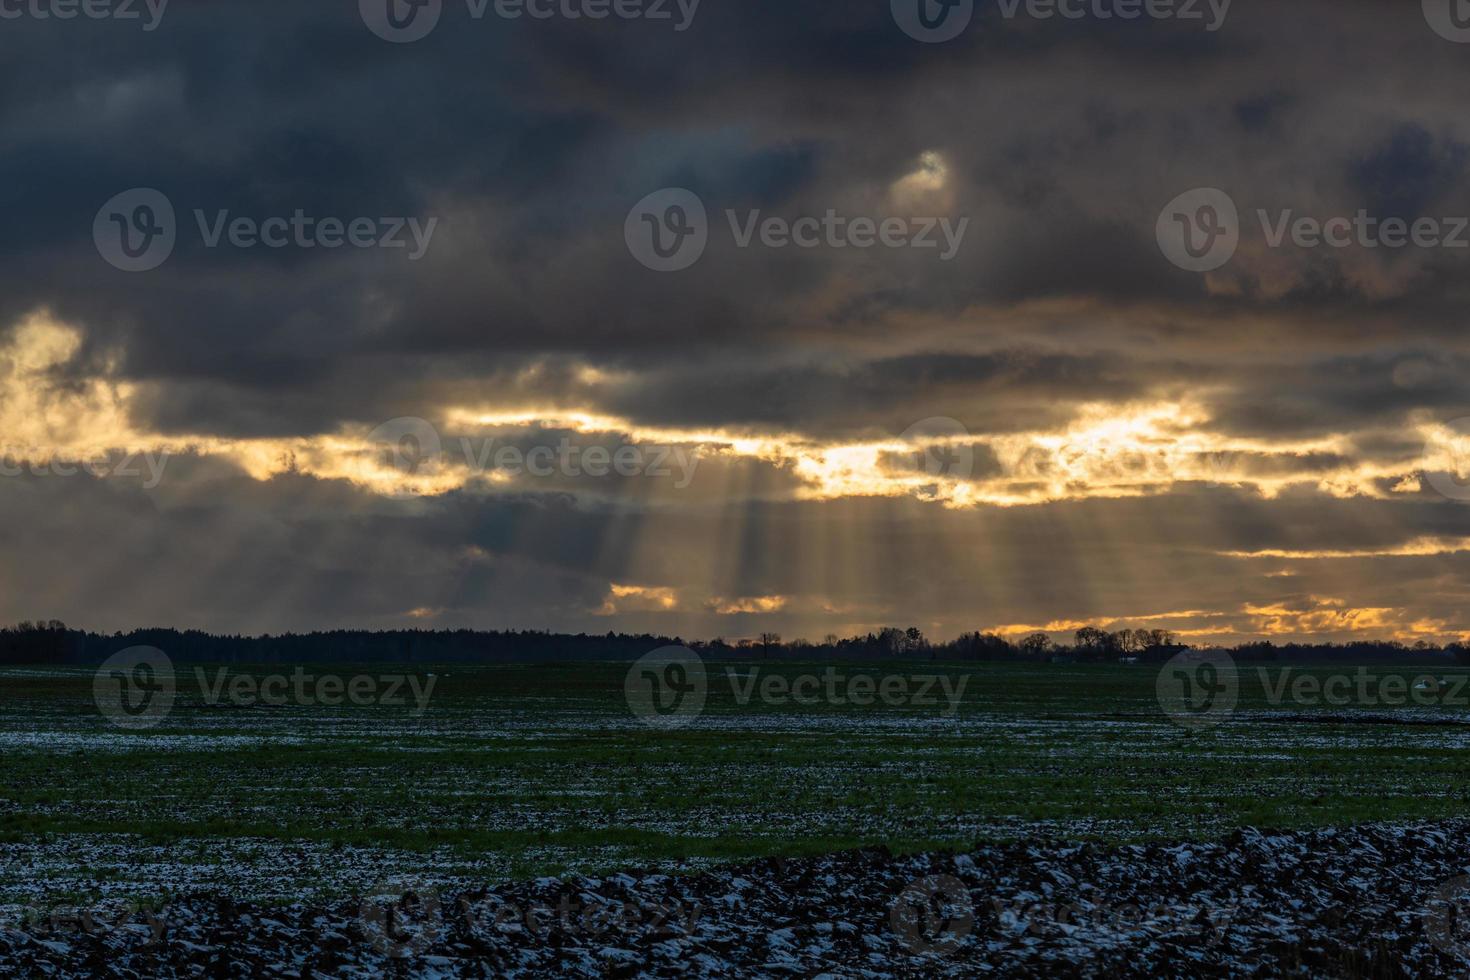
(0, 620, 1464, 665)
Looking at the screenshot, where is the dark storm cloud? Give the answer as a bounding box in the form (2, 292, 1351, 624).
(3, 0, 1470, 638)
(1197, 351, 1470, 442)
(1350, 124, 1470, 223)
(0, 1, 1459, 396)
(592, 348, 1149, 437)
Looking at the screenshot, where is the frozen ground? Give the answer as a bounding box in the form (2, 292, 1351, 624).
(9, 662, 1470, 974)
(4, 820, 1470, 977)
(8, 662, 1470, 907)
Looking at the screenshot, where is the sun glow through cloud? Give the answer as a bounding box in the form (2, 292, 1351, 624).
(6, 309, 1466, 645)
(1, 314, 1444, 511)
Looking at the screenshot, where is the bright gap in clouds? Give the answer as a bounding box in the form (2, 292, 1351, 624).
(3, 311, 1457, 508)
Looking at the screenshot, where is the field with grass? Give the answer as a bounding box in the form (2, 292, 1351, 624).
(4, 658, 1470, 914)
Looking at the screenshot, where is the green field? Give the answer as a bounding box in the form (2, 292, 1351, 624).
(3, 660, 1470, 909)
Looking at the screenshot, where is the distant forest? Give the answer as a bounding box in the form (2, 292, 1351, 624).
(0, 620, 1465, 666)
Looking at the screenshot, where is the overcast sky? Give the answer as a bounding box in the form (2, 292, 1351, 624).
(3, 0, 1470, 643)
